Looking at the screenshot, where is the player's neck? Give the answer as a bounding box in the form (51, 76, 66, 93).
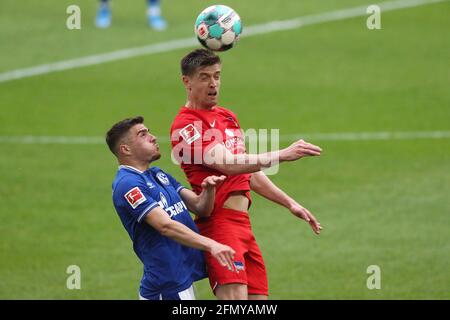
(119, 160, 149, 173)
(186, 100, 214, 111)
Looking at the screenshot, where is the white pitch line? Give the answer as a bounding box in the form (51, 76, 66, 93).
(243, 0, 447, 36)
(279, 130, 450, 141)
(0, 0, 447, 83)
(0, 131, 449, 145)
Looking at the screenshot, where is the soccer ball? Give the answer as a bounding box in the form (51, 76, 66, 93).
(194, 5, 242, 51)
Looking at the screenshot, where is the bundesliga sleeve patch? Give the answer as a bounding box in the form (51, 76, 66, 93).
(179, 124, 201, 145)
(124, 187, 147, 209)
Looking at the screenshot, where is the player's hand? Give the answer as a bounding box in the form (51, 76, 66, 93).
(289, 203, 322, 235)
(280, 139, 322, 161)
(201, 175, 226, 190)
(210, 241, 236, 272)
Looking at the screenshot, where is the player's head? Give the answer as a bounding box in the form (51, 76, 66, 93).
(181, 49, 221, 109)
(106, 116, 161, 164)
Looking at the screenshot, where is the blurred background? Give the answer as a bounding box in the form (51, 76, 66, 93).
(0, 0, 449, 299)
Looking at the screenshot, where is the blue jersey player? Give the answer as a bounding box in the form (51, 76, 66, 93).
(106, 116, 235, 300)
(96, 0, 167, 30)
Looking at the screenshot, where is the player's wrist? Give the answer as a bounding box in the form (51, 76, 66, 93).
(204, 239, 217, 253)
(203, 184, 216, 192)
(283, 197, 296, 209)
(287, 200, 299, 211)
(278, 149, 287, 162)
(200, 187, 215, 205)
(257, 151, 279, 169)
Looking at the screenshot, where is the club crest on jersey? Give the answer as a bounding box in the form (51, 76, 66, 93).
(124, 187, 146, 209)
(156, 172, 170, 185)
(179, 124, 200, 144)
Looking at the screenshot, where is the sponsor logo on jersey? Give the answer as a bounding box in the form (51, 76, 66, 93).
(157, 192, 188, 218)
(124, 187, 146, 209)
(223, 128, 244, 152)
(180, 124, 201, 144)
(225, 128, 234, 137)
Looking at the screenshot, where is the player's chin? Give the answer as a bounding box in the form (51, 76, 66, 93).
(151, 151, 161, 161)
(206, 95, 218, 106)
(205, 102, 217, 109)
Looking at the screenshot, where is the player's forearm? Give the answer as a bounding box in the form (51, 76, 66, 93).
(161, 220, 216, 252)
(250, 171, 295, 209)
(215, 151, 281, 175)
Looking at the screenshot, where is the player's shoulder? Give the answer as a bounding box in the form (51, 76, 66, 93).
(172, 106, 215, 136)
(171, 107, 202, 130)
(215, 106, 238, 119)
(172, 106, 199, 121)
(113, 167, 145, 194)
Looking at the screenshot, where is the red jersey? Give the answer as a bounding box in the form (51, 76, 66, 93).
(170, 106, 251, 215)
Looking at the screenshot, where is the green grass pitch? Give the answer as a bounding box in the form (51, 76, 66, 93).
(0, 0, 449, 299)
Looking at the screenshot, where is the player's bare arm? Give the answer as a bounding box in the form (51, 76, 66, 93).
(203, 139, 322, 175)
(250, 171, 322, 235)
(179, 175, 226, 217)
(145, 206, 235, 271)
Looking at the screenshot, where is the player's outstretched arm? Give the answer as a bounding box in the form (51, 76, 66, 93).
(144, 206, 235, 271)
(179, 175, 226, 217)
(204, 139, 322, 176)
(250, 171, 322, 235)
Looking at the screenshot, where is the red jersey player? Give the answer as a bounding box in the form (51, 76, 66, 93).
(170, 49, 323, 300)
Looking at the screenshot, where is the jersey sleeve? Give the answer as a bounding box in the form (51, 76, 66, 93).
(170, 114, 219, 164)
(114, 176, 160, 223)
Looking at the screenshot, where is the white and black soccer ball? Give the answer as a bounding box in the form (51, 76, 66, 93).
(194, 5, 243, 51)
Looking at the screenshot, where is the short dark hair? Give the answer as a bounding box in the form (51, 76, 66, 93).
(181, 49, 221, 76)
(106, 116, 144, 156)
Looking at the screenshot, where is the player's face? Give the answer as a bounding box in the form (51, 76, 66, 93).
(128, 124, 161, 162)
(186, 64, 221, 108)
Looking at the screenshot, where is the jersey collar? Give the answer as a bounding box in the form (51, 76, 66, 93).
(119, 165, 144, 174)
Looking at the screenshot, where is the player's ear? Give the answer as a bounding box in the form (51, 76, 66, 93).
(182, 75, 191, 90)
(119, 143, 132, 156)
